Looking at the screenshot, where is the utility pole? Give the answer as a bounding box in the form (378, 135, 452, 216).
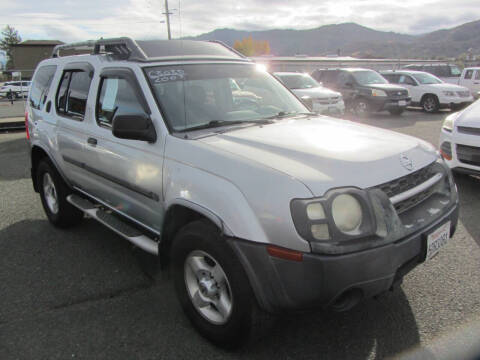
(164, 0, 172, 40)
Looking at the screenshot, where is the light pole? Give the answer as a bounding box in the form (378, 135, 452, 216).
(164, 0, 172, 40)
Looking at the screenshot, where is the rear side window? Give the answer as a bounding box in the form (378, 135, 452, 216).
(382, 74, 398, 83)
(96, 77, 146, 127)
(464, 70, 474, 80)
(30, 65, 57, 110)
(56, 70, 92, 120)
(475, 71, 480, 80)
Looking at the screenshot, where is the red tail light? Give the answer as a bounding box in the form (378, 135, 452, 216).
(267, 245, 303, 262)
(25, 111, 30, 140)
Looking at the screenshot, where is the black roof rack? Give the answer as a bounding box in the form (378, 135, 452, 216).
(51, 37, 250, 63)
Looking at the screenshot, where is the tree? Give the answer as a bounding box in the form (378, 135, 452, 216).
(0, 25, 22, 69)
(233, 36, 270, 57)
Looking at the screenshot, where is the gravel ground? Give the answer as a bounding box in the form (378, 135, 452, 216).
(0, 109, 479, 360)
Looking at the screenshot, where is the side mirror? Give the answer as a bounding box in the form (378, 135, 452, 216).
(112, 114, 157, 143)
(300, 95, 313, 111)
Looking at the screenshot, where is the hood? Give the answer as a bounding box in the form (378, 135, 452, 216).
(424, 83, 469, 92)
(200, 116, 437, 196)
(363, 83, 407, 91)
(455, 100, 480, 128)
(291, 87, 341, 99)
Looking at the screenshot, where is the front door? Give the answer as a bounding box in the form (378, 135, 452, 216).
(79, 68, 165, 233)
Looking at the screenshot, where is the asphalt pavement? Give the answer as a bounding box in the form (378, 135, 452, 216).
(1, 109, 480, 360)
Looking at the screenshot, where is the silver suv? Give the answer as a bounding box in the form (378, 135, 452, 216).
(26, 38, 459, 349)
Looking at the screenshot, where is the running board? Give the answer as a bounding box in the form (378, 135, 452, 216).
(67, 194, 159, 255)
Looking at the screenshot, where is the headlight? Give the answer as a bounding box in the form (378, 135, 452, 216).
(331, 194, 363, 233)
(372, 89, 387, 97)
(290, 188, 376, 245)
(443, 91, 456, 97)
(442, 112, 459, 132)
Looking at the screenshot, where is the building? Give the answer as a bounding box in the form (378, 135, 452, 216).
(10, 40, 64, 79)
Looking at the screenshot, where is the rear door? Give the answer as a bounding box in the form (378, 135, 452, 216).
(55, 63, 96, 187)
(459, 69, 476, 93)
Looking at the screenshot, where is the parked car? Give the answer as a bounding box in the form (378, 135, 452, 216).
(0, 81, 31, 99)
(311, 68, 410, 116)
(402, 63, 462, 84)
(273, 72, 345, 116)
(381, 70, 473, 113)
(439, 99, 480, 176)
(456, 67, 480, 99)
(27, 38, 459, 349)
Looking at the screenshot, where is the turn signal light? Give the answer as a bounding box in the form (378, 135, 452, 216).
(267, 245, 303, 262)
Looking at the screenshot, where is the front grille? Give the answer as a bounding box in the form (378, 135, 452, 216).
(387, 90, 408, 98)
(457, 91, 471, 98)
(457, 126, 480, 136)
(456, 144, 480, 166)
(315, 96, 340, 105)
(374, 162, 438, 213)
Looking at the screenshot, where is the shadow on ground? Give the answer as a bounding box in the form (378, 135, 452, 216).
(454, 173, 480, 247)
(0, 217, 427, 359)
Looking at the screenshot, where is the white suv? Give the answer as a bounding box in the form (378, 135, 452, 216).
(273, 72, 345, 116)
(439, 100, 480, 176)
(382, 70, 473, 113)
(26, 38, 459, 348)
(0, 81, 31, 99)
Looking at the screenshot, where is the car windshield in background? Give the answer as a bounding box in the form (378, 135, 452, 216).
(145, 64, 307, 132)
(412, 72, 443, 84)
(352, 71, 388, 85)
(450, 65, 461, 76)
(276, 74, 319, 89)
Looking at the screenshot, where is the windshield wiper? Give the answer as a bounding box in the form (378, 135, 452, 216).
(179, 119, 273, 132)
(263, 111, 315, 120)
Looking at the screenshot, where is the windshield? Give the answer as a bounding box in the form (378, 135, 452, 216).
(450, 65, 461, 76)
(352, 70, 388, 85)
(145, 64, 307, 132)
(412, 72, 443, 84)
(276, 74, 320, 89)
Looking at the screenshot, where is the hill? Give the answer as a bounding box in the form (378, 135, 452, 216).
(185, 20, 480, 58)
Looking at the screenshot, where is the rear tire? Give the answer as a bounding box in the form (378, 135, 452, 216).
(388, 108, 404, 116)
(421, 95, 439, 113)
(172, 220, 270, 349)
(37, 159, 83, 228)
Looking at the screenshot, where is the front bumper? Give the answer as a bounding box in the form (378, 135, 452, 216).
(368, 96, 411, 112)
(230, 203, 458, 313)
(312, 101, 345, 116)
(439, 128, 480, 173)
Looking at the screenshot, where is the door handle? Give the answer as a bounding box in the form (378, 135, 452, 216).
(87, 137, 97, 146)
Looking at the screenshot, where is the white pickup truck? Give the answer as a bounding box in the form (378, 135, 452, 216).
(457, 67, 480, 99)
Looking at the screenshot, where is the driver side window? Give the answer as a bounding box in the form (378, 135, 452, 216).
(96, 77, 146, 127)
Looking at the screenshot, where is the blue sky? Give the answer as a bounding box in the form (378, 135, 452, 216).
(2, 0, 480, 42)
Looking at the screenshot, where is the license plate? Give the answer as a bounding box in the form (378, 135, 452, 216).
(425, 221, 450, 261)
(398, 100, 406, 106)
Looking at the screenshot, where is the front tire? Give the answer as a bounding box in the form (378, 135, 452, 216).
(352, 98, 371, 117)
(421, 95, 439, 113)
(37, 159, 83, 228)
(172, 220, 269, 349)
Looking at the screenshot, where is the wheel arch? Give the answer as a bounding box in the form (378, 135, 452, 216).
(30, 144, 71, 192)
(159, 201, 233, 268)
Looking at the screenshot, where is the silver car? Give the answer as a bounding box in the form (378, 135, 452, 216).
(26, 37, 459, 349)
